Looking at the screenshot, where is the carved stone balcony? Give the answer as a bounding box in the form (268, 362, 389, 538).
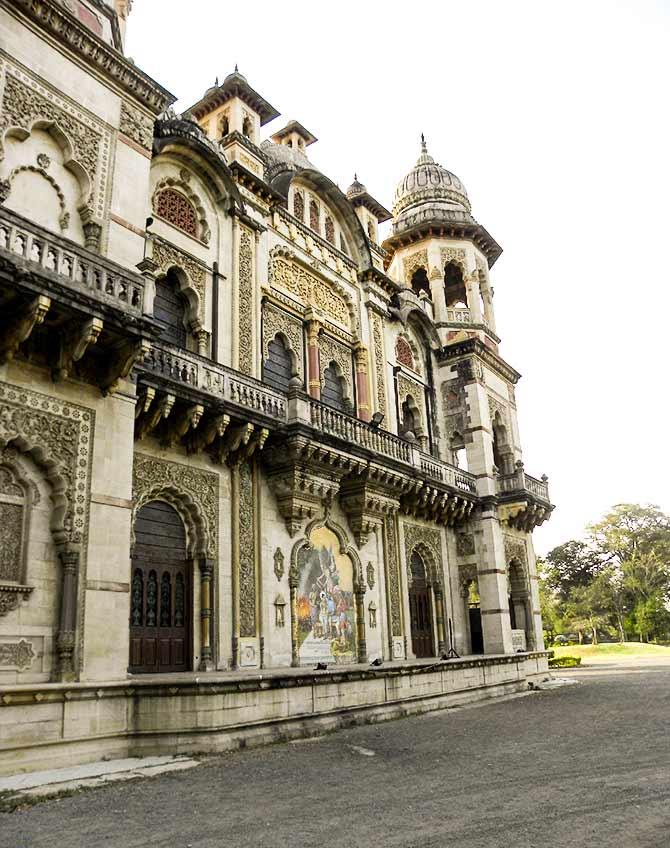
(496, 463, 553, 530)
(134, 341, 286, 460)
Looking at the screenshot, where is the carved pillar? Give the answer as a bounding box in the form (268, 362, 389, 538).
(354, 344, 371, 422)
(429, 266, 447, 323)
(199, 558, 214, 671)
(465, 273, 483, 324)
(231, 215, 240, 370)
(355, 585, 367, 663)
(481, 285, 496, 333)
(230, 462, 241, 668)
(382, 514, 404, 659)
(195, 327, 210, 357)
(306, 318, 321, 400)
(289, 564, 299, 667)
(137, 247, 158, 317)
(434, 582, 447, 655)
(56, 548, 79, 681)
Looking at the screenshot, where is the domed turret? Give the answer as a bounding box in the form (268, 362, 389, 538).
(392, 137, 471, 236)
(346, 175, 367, 200)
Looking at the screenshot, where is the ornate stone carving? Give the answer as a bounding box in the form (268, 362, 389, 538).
(0, 466, 25, 583)
(366, 561, 375, 591)
(397, 374, 426, 434)
(402, 249, 428, 281)
(0, 295, 51, 364)
(273, 547, 285, 582)
(488, 394, 508, 427)
(440, 247, 468, 273)
(383, 515, 402, 638)
(152, 239, 207, 318)
(0, 639, 35, 670)
(318, 332, 353, 394)
(403, 522, 443, 587)
(119, 100, 154, 150)
(269, 253, 352, 330)
(504, 535, 528, 566)
(152, 174, 211, 244)
(262, 303, 305, 380)
(238, 460, 256, 637)
(132, 453, 219, 558)
(0, 383, 93, 547)
(456, 532, 476, 557)
(238, 226, 254, 376)
(372, 315, 387, 416)
(339, 470, 402, 548)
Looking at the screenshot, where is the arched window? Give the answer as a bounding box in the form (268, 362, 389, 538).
(444, 262, 467, 307)
(411, 268, 431, 298)
(324, 215, 335, 245)
(409, 550, 433, 658)
(154, 269, 187, 348)
(309, 199, 320, 234)
(219, 114, 230, 137)
(155, 188, 198, 239)
(263, 335, 293, 392)
(0, 465, 27, 585)
(367, 220, 375, 241)
(395, 336, 415, 370)
(400, 397, 418, 440)
(321, 361, 346, 412)
(242, 116, 253, 140)
(339, 234, 349, 255)
(450, 432, 468, 471)
(293, 190, 305, 222)
(492, 412, 513, 474)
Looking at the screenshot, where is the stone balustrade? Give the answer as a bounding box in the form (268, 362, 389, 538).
(0, 207, 145, 315)
(496, 466, 550, 502)
(141, 341, 288, 423)
(419, 451, 477, 494)
(446, 307, 472, 323)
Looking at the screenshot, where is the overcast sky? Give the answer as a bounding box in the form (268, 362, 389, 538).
(126, 1, 670, 554)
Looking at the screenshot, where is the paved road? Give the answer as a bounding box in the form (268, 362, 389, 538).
(3, 666, 670, 847)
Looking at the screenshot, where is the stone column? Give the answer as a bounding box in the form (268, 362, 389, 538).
(481, 285, 496, 333)
(428, 266, 447, 323)
(230, 462, 241, 668)
(56, 547, 80, 681)
(136, 256, 158, 317)
(465, 272, 484, 324)
(354, 343, 371, 422)
(355, 586, 368, 663)
(433, 582, 447, 655)
(306, 318, 321, 400)
(199, 558, 214, 671)
(195, 327, 210, 357)
(478, 503, 514, 654)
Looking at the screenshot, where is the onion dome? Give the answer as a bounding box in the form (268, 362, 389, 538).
(392, 136, 471, 236)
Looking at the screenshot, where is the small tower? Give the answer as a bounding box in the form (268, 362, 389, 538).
(346, 176, 391, 250)
(186, 69, 280, 175)
(270, 120, 318, 154)
(383, 137, 501, 345)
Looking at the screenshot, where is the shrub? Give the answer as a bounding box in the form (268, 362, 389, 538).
(549, 655, 582, 668)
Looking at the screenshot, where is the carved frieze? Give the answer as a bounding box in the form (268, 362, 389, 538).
(152, 239, 207, 318)
(440, 247, 468, 273)
(318, 332, 353, 394)
(383, 515, 402, 638)
(270, 253, 351, 330)
(504, 535, 528, 566)
(238, 226, 254, 376)
(119, 100, 154, 151)
(456, 532, 476, 557)
(0, 639, 35, 670)
(132, 453, 219, 558)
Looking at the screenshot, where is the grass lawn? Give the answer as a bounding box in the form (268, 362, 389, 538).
(552, 642, 670, 664)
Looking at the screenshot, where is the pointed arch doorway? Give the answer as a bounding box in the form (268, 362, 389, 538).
(409, 550, 434, 658)
(129, 500, 191, 673)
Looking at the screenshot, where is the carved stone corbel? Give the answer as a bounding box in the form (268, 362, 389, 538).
(215, 421, 253, 465)
(53, 317, 103, 382)
(135, 391, 175, 440)
(135, 386, 155, 419)
(100, 338, 151, 395)
(162, 403, 204, 448)
(339, 476, 400, 548)
(187, 412, 230, 455)
(0, 295, 51, 364)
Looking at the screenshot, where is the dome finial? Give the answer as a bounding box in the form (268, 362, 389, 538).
(215, 75, 219, 86)
(234, 63, 238, 72)
(421, 132, 426, 151)
(354, 172, 358, 181)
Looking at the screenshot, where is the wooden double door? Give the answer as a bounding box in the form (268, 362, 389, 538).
(129, 501, 190, 674)
(409, 583, 434, 658)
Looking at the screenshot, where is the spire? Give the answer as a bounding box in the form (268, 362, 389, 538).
(417, 133, 434, 166)
(234, 63, 239, 72)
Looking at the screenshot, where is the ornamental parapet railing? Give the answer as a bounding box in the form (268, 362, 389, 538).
(140, 341, 287, 423)
(446, 307, 472, 323)
(0, 207, 145, 315)
(496, 465, 550, 502)
(309, 400, 477, 492)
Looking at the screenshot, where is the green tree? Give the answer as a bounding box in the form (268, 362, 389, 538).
(544, 540, 603, 601)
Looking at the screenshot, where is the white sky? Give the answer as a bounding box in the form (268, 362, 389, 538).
(126, 0, 670, 554)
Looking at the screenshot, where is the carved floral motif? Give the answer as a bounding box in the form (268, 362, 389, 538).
(119, 101, 154, 150)
(440, 247, 468, 272)
(152, 239, 206, 318)
(270, 255, 351, 329)
(456, 533, 476, 557)
(402, 249, 428, 282)
(403, 523, 443, 587)
(383, 515, 402, 638)
(0, 639, 35, 670)
(372, 315, 387, 416)
(238, 460, 256, 637)
(238, 227, 254, 376)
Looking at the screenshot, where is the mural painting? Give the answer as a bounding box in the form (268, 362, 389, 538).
(296, 526, 356, 666)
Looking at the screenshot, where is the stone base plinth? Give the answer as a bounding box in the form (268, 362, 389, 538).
(0, 653, 550, 777)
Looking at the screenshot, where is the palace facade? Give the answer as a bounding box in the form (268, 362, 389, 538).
(0, 0, 553, 769)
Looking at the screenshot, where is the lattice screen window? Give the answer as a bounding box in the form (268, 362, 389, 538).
(309, 199, 320, 234)
(395, 337, 415, 370)
(0, 466, 26, 584)
(155, 188, 198, 239)
(293, 190, 305, 222)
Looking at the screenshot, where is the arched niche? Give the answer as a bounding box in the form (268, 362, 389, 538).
(289, 517, 366, 666)
(262, 332, 298, 392)
(151, 172, 212, 245)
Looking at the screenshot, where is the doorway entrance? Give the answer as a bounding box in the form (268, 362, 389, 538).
(409, 550, 434, 658)
(129, 500, 190, 673)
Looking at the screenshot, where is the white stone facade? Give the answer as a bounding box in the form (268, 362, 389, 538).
(0, 0, 553, 771)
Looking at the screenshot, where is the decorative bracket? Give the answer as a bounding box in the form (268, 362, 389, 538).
(0, 295, 51, 364)
(135, 391, 175, 440)
(162, 403, 204, 448)
(53, 317, 103, 382)
(187, 413, 230, 455)
(100, 338, 151, 395)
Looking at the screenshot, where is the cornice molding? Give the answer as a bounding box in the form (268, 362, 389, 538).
(437, 337, 522, 384)
(3, 0, 175, 113)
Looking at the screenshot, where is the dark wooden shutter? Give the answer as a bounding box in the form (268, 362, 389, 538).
(321, 362, 346, 412)
(263, 336, 292, 392)
(154, 275, 187, 348)
(409, 551, 434, 658)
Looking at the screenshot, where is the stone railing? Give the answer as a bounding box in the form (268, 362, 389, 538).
(446, 307, 471, 323)
(419, 451, 477, 494)
(141, 342, 287, 422)
(497, 466, 550, 502)
(0, 207, 145, 315)
(309, 400, 477, 492)
(310, 401, 412, 463)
